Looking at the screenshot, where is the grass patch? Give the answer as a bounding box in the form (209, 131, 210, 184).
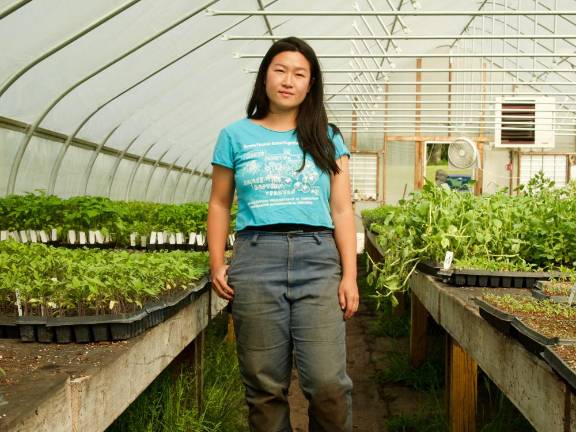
(387, 411, 447, 432)
(106, 315, 247, 432)
(376, 345, 444, 392)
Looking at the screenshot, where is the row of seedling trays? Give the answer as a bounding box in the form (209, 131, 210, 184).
(0, 279, 210, 343)
(0, 229, 232, 251)
(475, 280, 576, 393)
(416, 261, 563, 289)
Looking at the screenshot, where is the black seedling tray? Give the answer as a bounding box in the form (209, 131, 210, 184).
(531, 280, 573, 303)
(542, 345, 576, 393)
(474, 298, 515, 336)
(0, 315, 19, 339)
(511, 318, 576, 356)
(416, 261, 441, 277)
(438, 268, 562, 288)
(531, 289, 570, 304)
(11, 277, 210, 343)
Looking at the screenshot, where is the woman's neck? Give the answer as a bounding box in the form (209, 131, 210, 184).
(256, 110, 298, 131)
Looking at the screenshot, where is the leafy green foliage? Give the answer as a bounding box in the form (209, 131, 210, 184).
(362, 175, 576, 303)
(0, 241, 209, 317)
(0, 192, 230, 246)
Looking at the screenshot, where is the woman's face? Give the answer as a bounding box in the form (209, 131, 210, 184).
(265, 50, 312, 114)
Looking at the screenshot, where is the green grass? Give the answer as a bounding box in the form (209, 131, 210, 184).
(425, 163, 473, 184)
(106, 315, 248, 432)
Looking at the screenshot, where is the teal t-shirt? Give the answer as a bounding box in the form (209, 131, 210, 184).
(211, 118, 350, 232)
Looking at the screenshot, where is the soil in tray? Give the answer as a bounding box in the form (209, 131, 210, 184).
(537, 281, 574, 297)
(482, 294, 576, 340)
(552, 345, 576, 369)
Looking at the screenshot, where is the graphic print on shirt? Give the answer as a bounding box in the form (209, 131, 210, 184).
(237, 140, 322, 210)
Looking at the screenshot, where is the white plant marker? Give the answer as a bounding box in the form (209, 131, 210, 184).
(443, 251, 454, 271)
(188, 233, 196, 245)
(68, 230, 76, 244)
(39, 230, 48, 243)
(19, 230, 28, 243)
(51, 228, 58, 241)
(88, 230, 96, 244)
(15, 289, 23, 317)
(176, 233, 184, 244)
(29, 230, 38, 243)
(568, 283, 576, 306)
(95, 230, 104, 244)
(0, 231, 7, 241)
(130, 233, 138, 247)
(79, 232, 87, 245)
(150, 232, 157, 245)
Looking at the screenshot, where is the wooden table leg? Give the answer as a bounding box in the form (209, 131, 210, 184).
(410, 292, 429, 368)
(446, 337, 477, 432)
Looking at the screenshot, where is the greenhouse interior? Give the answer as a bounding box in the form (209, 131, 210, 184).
(1, 1, 576, 431)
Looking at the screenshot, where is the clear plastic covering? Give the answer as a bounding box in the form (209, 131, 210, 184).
(0, 0, 574, 201)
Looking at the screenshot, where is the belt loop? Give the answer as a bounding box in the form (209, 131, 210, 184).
(250, 233, 259, 245)
(313, 233, 321, 244)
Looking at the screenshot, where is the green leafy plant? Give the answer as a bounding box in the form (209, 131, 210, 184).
(362, 175, 576, 304)
(0, 241, 209, 317)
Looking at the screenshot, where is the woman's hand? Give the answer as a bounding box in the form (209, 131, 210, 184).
(211, 264, 234, 301)
(338, 276, 359, 320)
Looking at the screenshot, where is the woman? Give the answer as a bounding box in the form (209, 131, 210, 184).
(208, 36, 358, 432)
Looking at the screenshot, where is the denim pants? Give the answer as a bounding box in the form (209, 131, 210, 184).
(228, 230, 353, 432)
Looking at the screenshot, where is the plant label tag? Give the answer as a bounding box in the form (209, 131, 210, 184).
(130, 233, 137, 247)
(228, 234, 235, 246)
(140, 235, 147, 248)
(51, 228, 58, 241)
(169, 234, 176, 245)
(150, 232, 157, 245)
(569, 284, 576, 306)
(88, 231, 96, 244)
(95, 230, 105, 244)
(157, 232, 164, 244)
(0, 231, 7, 241)
(188, 233, 196, 245)
(9, 231, 20, 242)
(443, 251, 454, 270)
(19, 230, 28, 243)
(15, 288, 23, 317)
(176, 233, 184, 244)
(39, 230, 48, 243)
(79, 232, 87, 245)
(68, 230, 76, 244)
(196, 233, 205, 246)
(29, 230, 37, 243)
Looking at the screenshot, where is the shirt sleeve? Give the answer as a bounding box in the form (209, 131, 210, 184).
(211, 129, 235, 169)
(332, 130, 351, 160)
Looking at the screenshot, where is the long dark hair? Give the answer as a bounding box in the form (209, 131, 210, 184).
(246, 37, 341, 175)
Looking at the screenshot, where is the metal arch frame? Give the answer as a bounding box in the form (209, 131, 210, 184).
(170, 160, 194, 203)
(6, 0, 220, 195)
(104, 134, 140, 198)
(125, 142, 156, 200)
(81, 125, 121, 195)
(208, 10, 576, 16)
(0, 1, 141, 100)
(0, 0, 32, 20)
(224, 34, 576, 41)
(47, 9, 251, 196)
(157, 156, 183, 202)
(100, 93, 211, 198)
(143, 149, 170, 202)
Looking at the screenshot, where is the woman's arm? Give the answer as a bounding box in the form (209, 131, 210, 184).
(207, 165, 236, 300)
(330, 156, 359, 320)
